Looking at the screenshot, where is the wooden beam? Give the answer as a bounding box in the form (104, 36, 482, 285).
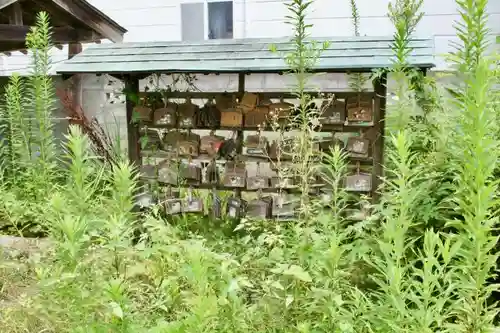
(5, 0, 23, 56)
(124, 75, 141, 166)
(51, 0, 124, 42)
(7, 1, 22, 25)
(234, 73, 245, 199)
(138, 90, 375, 100)
(0, 0, 18, 11)
(68, 42, 82, 120)
(68, 42, 82, 58)
(372, 73, 387, 202)
(0, 24, 96, 43)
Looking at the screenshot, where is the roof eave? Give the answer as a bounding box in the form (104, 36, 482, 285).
(56, 64, 436, 76)
(0, 0, 18, 10)
(51, 0, 126, 43)
(75, 0, 127, 35)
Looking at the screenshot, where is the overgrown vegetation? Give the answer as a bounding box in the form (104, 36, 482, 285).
(1, 0, 500, 332)
(269, 0, 330, 219)
(0, 11, 59, 236)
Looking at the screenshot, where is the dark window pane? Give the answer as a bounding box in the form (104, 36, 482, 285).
(208, 1, 233, 39)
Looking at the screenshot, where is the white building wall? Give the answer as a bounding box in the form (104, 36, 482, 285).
(1, 0, 498, 75)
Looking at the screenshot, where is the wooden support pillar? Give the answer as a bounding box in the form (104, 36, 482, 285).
(68, 43, 83, 120)
(414, 67, 430, 117)
(372, 72, 387, 201)
(124, 75, 141, 166)
(238, 73, 245, 92)
(7, 1, 26, 54)
(8, 2, 23, 25)
(235, 72, 245, 198)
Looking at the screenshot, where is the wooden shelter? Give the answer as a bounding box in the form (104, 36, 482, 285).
(0, 0, 126, 114)
(0, 0, 126, 55)
(56, 37, 435, 217)
(56, 36, 434, 159)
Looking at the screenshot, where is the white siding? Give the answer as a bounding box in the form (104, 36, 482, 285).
(0, 0, 498, 75)
(72, 0, 499, 95)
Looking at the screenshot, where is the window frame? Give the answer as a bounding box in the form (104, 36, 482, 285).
(181, 0, 234, 41)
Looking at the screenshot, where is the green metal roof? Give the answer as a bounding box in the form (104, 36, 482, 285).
(55, 36, 435, 75)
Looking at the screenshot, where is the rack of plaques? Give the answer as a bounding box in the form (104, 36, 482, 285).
(135, 89, 378, 221)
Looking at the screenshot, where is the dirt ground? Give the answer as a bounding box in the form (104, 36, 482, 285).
(2, 235, 500, 332)
(0, 235, 50, 309)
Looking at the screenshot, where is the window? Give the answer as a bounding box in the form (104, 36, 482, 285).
(208, 1, 233, 39)
(181, 3, 205, 41)
(181, 1, 233, 41)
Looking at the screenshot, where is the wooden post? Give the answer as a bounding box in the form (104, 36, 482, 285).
(68, 43, 82, 124)
(7, 1, 25, 54)
(124, 75, 141, 166)
(372, 72, 387, 201)
(8, 2, 23, 25)
(235, 72, 245, 199)
(413, 67, 429, 117)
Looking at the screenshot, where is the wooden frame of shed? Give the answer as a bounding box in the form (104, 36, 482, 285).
(0, 0, 126, 54)
(0, 0, 127, 113)
(56, 36, 435, 195)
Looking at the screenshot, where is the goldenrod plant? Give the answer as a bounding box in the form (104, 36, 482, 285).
(1, 74, 29, 179)
(25, 11, 57, 179)
(319, 145, 349, 223)
(443, 10, 500, 326)
(347, 0, 369, 92)
(446, 57, 499, 332)
(365, 130, 453, 332)
(0, 12, 58, 236)
(384, 0, 425, 130)
(270, 0, 329, 219)
(449, 0, 490, 73)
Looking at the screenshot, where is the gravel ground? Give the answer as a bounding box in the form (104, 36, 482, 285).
(0, 235, 51, 258)
(0, 235, 49, 310)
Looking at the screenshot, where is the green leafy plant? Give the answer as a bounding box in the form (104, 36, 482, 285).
(388, 0, 424, 70)
(446, 57, 499, 332)
(366, 130, 452, 331)
(1, 75, 30, 179)
(383, 0, 425, 130)
(25, 11, 57, 179)
(347, 0, 369, 92)
(448, 0, 490, 73)
(270, 0, 329, 219)
(0, 12, 59, 236)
